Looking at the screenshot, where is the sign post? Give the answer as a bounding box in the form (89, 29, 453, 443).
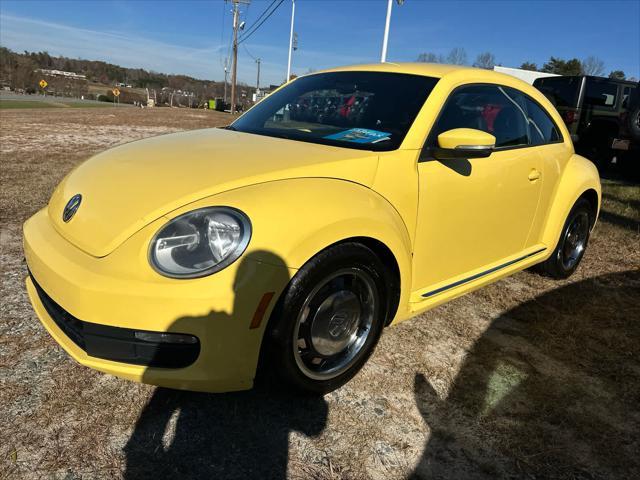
(112, 87, 120, 107)
(39, 79, 48, 96)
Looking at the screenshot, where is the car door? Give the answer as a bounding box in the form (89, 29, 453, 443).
(412, 84, 543, 294)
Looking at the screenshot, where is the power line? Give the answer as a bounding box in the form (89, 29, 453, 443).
(243, 43, 257, 61)
(239, 0, 277, 39)
(238, 0, 285, 44)
(239, 1, 283, 44)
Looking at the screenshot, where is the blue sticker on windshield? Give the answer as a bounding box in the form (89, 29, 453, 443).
(324, 128, 391, 144)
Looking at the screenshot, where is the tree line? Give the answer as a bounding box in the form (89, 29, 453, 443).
(416, 48, 634, 80)
(0, 47, 246, 103)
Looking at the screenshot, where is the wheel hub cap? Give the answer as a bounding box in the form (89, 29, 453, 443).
(561, 212, 589, 269)
(310, 290, 361, 356)
(293, 268, 378, 380)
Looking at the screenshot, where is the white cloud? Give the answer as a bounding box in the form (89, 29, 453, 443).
(0, 13, 375, 86)
(1, 14, 237, 82)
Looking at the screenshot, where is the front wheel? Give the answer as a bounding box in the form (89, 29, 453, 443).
(265, 243, 390, 394)
(536, 198, 592, 279)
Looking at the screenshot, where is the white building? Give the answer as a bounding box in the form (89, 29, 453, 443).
(37, 69, 87, 80)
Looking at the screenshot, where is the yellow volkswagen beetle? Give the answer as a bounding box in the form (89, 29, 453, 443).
(24, 63, 600, 394)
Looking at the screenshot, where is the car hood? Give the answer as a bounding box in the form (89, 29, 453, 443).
(48, 128, 379, 257)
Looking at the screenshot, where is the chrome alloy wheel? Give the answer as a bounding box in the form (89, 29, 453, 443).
(561, 211, 589, 270)
(293, 268, 379, 380)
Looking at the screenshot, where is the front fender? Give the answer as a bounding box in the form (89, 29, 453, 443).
(541, 154, 601, 250)
(170, 178, 414, 323)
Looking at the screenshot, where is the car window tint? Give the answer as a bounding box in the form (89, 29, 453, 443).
(584, 80, 618, 107)
(525, 97, 561, 145)
(431, 84, 529, 148)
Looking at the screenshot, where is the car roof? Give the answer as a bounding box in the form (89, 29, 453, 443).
(319, 62, 478, 79)
(314, 62, 539, 91)
(536, 75, 638, 86)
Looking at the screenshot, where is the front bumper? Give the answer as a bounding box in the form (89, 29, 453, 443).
(23, 208, 292, 392)
(30, 274, 200, 368)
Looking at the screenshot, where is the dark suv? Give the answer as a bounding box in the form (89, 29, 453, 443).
(534, 75, 640, 173)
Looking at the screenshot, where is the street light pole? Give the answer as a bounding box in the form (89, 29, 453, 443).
(381, 0, 393, 62)
(286, 0, 296, 81)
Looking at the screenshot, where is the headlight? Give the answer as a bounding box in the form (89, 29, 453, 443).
(150, 207, 251, 278)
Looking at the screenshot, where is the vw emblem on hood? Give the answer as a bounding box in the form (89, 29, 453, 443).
(62, 194, 82, 222)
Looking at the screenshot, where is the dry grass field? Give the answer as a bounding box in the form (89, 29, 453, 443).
(1, 107, 639, 480)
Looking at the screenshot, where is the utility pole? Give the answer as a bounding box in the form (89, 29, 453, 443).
(230, 2, 239, 114)
(230, 0, 249, 114)
(255, 58, 261, 92)
(381, 0, 403, 63)
(286, 0, 296, 81)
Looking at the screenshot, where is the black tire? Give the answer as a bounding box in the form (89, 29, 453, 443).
(264, 242, 390, 395)
(627, 105, 640, 142)
(536, 198, 592, 279)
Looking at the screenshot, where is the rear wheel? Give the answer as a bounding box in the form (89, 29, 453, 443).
(265, 243, 389, 394)
(537, 198, 592, 279)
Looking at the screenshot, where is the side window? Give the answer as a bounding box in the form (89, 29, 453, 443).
(524, 97, 561, 145)
(431, 84, 529, 149)
(584, 80, 618, 107)
(622, 86, 634, 109)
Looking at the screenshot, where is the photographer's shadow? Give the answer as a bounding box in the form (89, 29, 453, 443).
(410, 270, 640, 479)
(123, 251, 328, 480)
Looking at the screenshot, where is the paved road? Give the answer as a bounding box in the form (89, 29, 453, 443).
(0, 90, 133, 106)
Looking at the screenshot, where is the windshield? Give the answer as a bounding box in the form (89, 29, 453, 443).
(230, 71, 439, 151)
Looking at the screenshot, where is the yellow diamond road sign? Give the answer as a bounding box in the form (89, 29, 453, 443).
(39, 79, 47, 88)
(112, 88, 121, 97)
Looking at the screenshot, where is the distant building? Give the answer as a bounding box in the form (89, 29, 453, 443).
(493, 66, 559, 85)
(37, 69, 87, 80)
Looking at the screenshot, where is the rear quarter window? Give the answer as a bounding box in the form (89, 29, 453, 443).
(525, 98, 561, 145)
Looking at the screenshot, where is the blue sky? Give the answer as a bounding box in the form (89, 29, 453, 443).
(1, 0, 638, 86)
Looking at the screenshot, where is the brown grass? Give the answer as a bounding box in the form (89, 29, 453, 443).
(1, 107, 638, 479)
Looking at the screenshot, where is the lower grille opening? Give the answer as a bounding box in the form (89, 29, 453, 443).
(30, 273, 200, 369)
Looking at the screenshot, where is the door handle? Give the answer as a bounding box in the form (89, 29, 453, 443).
(528, 169, 541, 181)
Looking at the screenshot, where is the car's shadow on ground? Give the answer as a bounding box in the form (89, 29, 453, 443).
(123, 386, 327, 480)
(410, 270, 640, 479)
(122, 250, 329, 480)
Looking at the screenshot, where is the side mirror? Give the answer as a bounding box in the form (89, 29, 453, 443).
(432, 128, 496, 160)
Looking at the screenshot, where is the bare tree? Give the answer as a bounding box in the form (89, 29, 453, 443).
(473, 52, 496, 70)
(417, 52, 444, 63)
(446, 47, 468, 65)
(582, 56, 605, 76)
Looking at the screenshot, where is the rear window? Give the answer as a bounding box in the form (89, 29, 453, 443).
(584, 79, 618, 107)
(231, 71, 439, 151)
(533, 77, 581, 108)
